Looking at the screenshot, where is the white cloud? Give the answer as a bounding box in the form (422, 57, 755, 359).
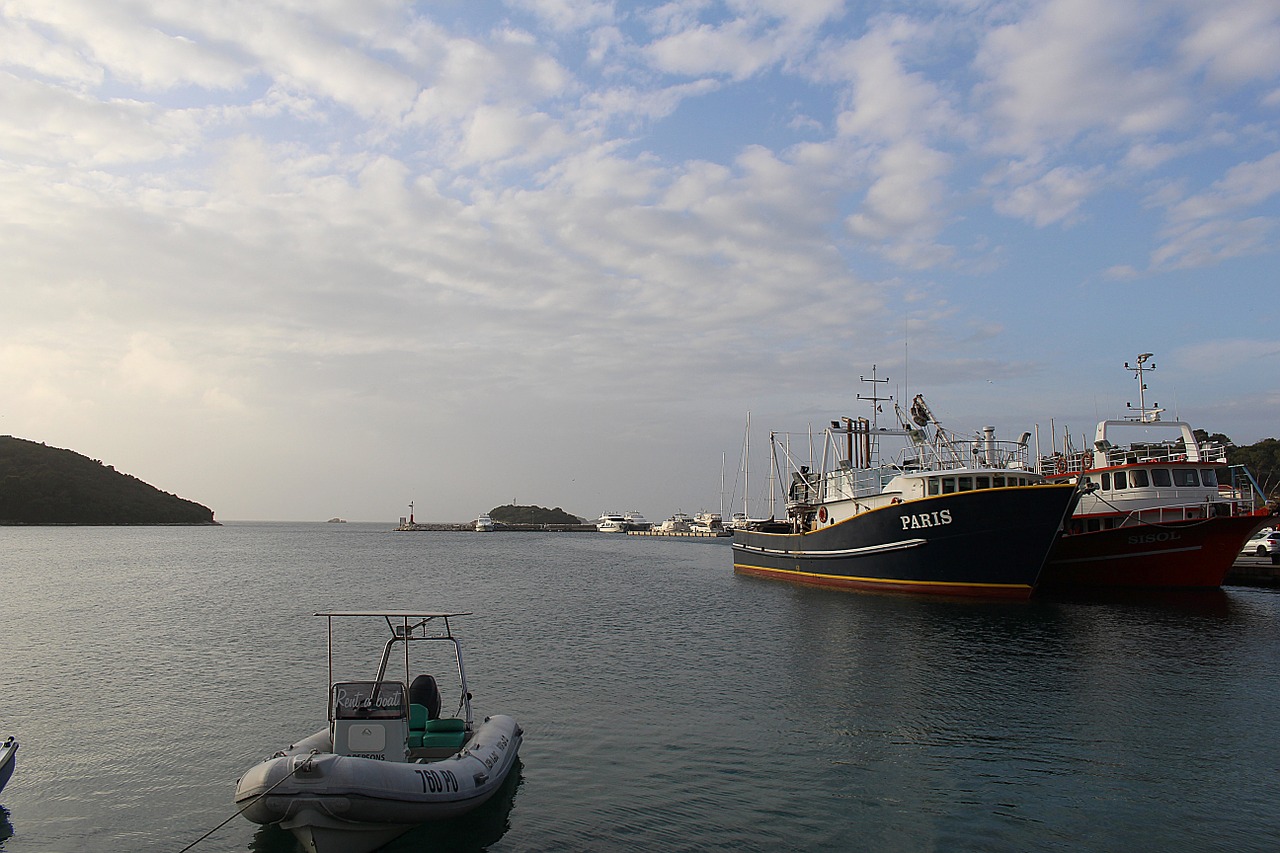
(1180, 0, 1280, 85)
(0, 73, 204, 165)
(975, 0, 1189, 154)
(506, 0, 616, 33)
(1138, 150, 1280, 270)
(827, 16, 962, 144)
(993, 164, 1105, 227)
(643, 0, 843, 80)
(846, 140, 953, 260)
(1167, 150, 1280, 223)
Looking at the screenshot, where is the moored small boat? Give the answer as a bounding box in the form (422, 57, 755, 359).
(235, 611, 522, 853)
(475, 512, 496, 532)
(0, 735, 16, 795)
(732, 374, 1078, 599)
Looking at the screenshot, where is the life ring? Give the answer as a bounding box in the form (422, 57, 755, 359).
(1055, 457, 1066, 474)
(1081, 454, 1093, 471)
(890, 497, 903, 505)
(818, 506, 828, 523)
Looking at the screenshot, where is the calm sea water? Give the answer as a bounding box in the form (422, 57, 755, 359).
(2, 522, 1279, 853)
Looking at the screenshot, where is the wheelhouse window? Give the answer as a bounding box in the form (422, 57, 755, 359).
(993, 475, 1006, 487)
(1173, 469, 1200, 487)
(976, 476, 991, 490)
(1200, 468, 1218, 487)
(958, 476, 973, 491)
(1152, 469, 1172, 487)
(1131, 469, 1149, 487)
(942, 478, 956, 494)
(927, 478, 940, 496)
(1114, 471, 1128, 490)
(1101, 473, 1111, 490)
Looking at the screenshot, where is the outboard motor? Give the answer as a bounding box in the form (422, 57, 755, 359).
(410, 674, 442, 720)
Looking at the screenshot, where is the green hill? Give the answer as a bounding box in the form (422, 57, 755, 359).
(0, 435, 217, 525)
(489, 504, 582, 525)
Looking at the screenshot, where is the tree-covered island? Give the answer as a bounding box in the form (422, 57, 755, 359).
(0, 435, 217, 525)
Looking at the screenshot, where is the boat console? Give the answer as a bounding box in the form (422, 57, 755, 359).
(332, 680, 409, 761)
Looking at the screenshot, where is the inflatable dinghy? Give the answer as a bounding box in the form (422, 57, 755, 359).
(0, 736, 16, 795)
(235, 611, 522, 853)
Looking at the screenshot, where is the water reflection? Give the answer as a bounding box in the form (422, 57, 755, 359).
(0, 806, 13, 849)
(1035, 587, 1232, 618)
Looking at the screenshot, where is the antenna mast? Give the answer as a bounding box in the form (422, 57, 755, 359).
(856, 364, 893, 431)
(1124, 353, 1162, 423)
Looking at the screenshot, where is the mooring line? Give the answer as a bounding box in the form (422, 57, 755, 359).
(176, 752, 315, 852)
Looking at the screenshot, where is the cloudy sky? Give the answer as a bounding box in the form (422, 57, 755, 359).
(2, 0, 1277, 523)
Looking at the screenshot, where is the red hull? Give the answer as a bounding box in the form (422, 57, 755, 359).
(1038, 514, 1267, 589)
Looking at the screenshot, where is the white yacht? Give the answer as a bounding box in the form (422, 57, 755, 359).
(623, 512, 652, 531)
(596, 512, 628, 533)
(655, 512, 694, 533)
(691, 511, 724, 533)
(475, 512, 496, 532)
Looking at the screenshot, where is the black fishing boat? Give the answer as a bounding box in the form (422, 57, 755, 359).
(732, 376, 1078, 599)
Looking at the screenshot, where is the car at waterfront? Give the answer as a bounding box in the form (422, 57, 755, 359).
(1241, 529, 1280, 557)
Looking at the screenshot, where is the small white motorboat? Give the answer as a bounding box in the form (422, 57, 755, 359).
(0, 735, 16, 795)
(235, 611, 522, 853)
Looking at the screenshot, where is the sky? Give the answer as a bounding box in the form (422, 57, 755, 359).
(1, 0, 1278, 523)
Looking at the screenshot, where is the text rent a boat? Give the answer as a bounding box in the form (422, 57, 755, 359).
(235, 611, 522, 853)
(1036, 354, 1272, 589)
(732, 372, 1079, 599)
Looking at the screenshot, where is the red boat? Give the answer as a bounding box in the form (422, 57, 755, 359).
(1037, 354, 1272, 590)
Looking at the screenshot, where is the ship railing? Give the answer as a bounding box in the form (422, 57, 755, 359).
(1225, 464, 1268, 514)
(820, 465, 898, 502)
(885, 438, 1032, 473)
(1041, 443, 1231, 474)
(1098, 442, 1229, 466)
(1107, 501, 1243, 526)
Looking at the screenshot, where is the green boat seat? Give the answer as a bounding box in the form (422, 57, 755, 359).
(408, 704, 430, 747)
(421, 717, 467, 750)
(425, 717, 465, 733)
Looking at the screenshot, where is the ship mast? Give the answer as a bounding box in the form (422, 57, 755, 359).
(1124, 353, 1163, 423)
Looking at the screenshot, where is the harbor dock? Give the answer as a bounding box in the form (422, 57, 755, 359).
(394, 522, 597, 532)
(627, 529, 732, 538)
(1226, 553, 1280, 587)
